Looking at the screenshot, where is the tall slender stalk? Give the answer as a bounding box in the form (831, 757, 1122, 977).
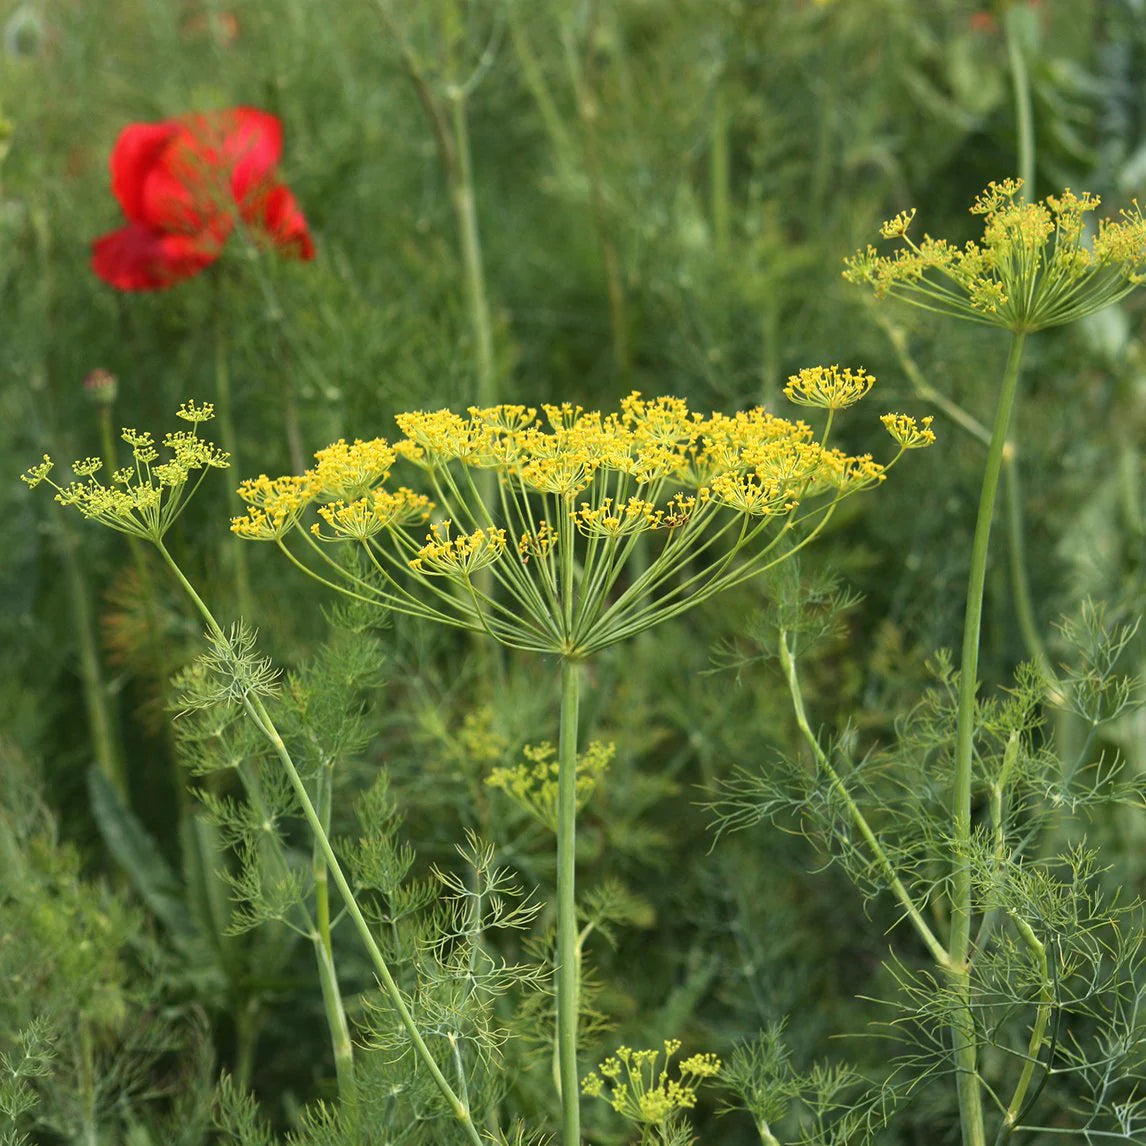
(448, 87, 497, 412)
(312, 765, 358, 1120)
(556, 654, 583, 1146)
(779, 631, 949, 966)
(568, 0, 630, 380)
(153, 542, 485, 1145)
(59, 519, 126, 797)
(950, 330, 1027, 1146)
(211, 294, 254, 622)
(710, 80, 730, 260)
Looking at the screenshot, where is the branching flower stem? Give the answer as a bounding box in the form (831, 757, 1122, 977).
(778, 630, 949, 967)
(951, 330, 1028, 1146)
(154, 541, 483, 1144)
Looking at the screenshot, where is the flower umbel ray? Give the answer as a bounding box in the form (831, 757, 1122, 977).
(231, 386, 929, 656)
(844, 179, 1146, 332)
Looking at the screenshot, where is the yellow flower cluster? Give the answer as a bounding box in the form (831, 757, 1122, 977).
(881, 413, 936, 450)
(223, 385, 926, 654)
(486, 740, 614, 830)
(581, 1039, 721, 1127)
(845, 179, 1146, 331)
(784, 365, 875, 410)
(410, 523, 508, 576)
(21, 403, 228, 542)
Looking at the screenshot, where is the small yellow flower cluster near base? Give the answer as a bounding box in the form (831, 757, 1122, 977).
(20, 401, 228, 542)
(224, 384, 930, 655)
(486, 740, 614, 830)
(582, 1039, 721, 1127)
(845, 179, 1146, 331)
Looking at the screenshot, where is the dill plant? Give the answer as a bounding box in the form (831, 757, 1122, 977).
(224, 380, 929, 1144)
(23, 378, 930, 1144)
(708, 182, 1146, 1146)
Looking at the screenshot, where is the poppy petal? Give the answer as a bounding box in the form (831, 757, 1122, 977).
(109, 121, 182, 225)
(222, 107, 284, 205)
(91, 222, 227, 290)
(245, 183, 315, 259)
(140, 122, 223, 235)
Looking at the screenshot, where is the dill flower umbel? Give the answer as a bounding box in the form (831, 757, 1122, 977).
(20, 400, 228, 542)
(844, 179, 1146, 331)
(231, 387, 928, 656)
(581, 1039, 721, 1127)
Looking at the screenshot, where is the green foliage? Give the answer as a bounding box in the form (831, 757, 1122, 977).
(7, 1, 1146, 1143)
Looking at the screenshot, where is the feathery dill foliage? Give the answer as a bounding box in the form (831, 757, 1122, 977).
(844, 179, 1146, 331)
(708, 572, 1146, 1141)
(231, 385, 931, 656)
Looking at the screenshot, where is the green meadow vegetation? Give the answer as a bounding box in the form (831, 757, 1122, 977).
(3, 2, 1146, 1144)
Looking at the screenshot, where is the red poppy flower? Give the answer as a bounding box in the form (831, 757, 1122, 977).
(92, 107, 314, 290)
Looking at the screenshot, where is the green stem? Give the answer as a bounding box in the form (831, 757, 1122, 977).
(155, 544, 478, 1139)
(950, 330, 1028, 1146)
(710, 80, 730, 259)
(1004, 5, 1036, 194)
(312, 765, 358, 1118)
(447, 88, 497, 411)
(996, 914, 1052, 1142)
(556, 655, 583, 1146)
(245, 693, 481, 1142)
(59, 520, 126, 797)
(779, 631, 949, 966)
(159, 540, 365, 1117)
(1002, 454, 1051, 678)
(212, 297, 255, 622)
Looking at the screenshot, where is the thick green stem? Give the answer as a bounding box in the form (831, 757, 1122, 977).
(556, 655, 583, 1146)
(950, 331, 1027, 1146)
(779, 631, 949, 966)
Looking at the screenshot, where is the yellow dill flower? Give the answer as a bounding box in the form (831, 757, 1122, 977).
(22, 404, 228, 542)
(229, 387, 918, 655)
(881, 413, 937, 450)
(784, 365, 875, 410)
(574, 497, 662, 538)
(393, 409, 473, 466)
(581, 1039, 721, 1128)
(310, 438, 396, 499)
(410, 523, 508, 576)
(231, 474, 315, 541)
(845, 179, 1146, 331)
(709, 472, 795, 516)
(486, 740, 614, 830)
(311, 488, 433, 542)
